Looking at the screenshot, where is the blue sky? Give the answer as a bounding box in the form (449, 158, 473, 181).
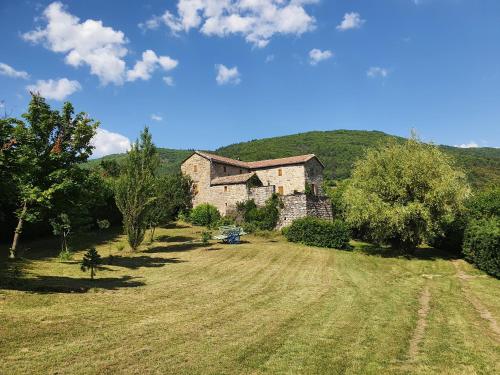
(1, 0, 499, 157)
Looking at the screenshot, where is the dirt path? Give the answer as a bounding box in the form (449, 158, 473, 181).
(408, 284, 431, 360)
(452, 260, 500, 340)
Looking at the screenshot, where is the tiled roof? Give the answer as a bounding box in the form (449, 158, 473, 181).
(246, 154, 319, 169)
(211, 172, 257, 186)
(193, 151, 323, 169)
(195, 151, 249, 168)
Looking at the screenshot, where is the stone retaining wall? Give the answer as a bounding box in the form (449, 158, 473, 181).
(276, 194, 333, 230)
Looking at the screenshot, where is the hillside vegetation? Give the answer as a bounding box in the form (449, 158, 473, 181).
(87, 130, 500, 188)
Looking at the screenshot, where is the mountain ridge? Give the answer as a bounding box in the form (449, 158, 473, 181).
(86, 130, 500, 189)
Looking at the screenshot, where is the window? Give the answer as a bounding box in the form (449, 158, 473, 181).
(239, 169, 242, 174)
(278, 186, 284, 195)
(223, 166, 227, 173)
(278, 168, 282, 176)
(224, 186, 228, 192)
(193, 165, 197, 173)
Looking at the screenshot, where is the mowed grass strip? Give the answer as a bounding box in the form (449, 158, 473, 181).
(0, 224, 499, 374)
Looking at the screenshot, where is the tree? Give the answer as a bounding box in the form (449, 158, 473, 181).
(7, 94, 98, 258)
(50, 213, 72, 256)
(115, 127, 159, 250)
(146, 173, 193, 242)
(81, 247, 102, 279)
(343, 136, 471, 253)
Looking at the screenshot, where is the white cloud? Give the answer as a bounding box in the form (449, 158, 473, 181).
(265, 54, 275, 63)
(141, 0, 318, 48)
(215, 64, 241, 85)
(163, 76, 175, 86)
(126, 49, 178, 82)
(26, 78, 81, 100)
(455, 141, 479, 148)
(0, 62, 30, 79)
(367, 66, 389, 78)
(22, 2, 128, 85)
(90, 128, 131, 158)
(309, 48, 333, 65)
(151, 114, 163, 121)
(336, 12, 365, 31)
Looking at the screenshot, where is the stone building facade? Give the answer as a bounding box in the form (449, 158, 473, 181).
(180, 151, 331, 223)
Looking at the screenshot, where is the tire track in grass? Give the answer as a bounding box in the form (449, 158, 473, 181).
(452, 260, 500, 341)
(408, 284, 431, 361)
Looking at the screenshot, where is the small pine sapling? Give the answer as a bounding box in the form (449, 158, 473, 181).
(81, 247, 102, 280)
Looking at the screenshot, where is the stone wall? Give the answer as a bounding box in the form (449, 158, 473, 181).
(249, 185, 275, 206)
(254, 164, 306, 195)
(208, 184, 250, 215)
(211, 161, 250, 179)
(276, 194, 333, 230)
(180, 153, 212, 208)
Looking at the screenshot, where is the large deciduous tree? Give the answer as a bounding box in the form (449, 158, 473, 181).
(343, 135, 471, 253)
(115, 127, 159, 250)
(7, 94, 98, 258)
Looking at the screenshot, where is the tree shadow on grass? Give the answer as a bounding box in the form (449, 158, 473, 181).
(154, 235, 196, 243)
(144, 242, 206, 254)
(0, 274, 145, 294)
(6, 226, 124, 261)
(356, 242, 461, 261)
(103, 255, 186, 269)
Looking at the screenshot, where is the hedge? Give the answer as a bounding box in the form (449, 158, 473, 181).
(284, 217, 351, 250)
(190, 204, 221, 227)
(462, 217, 500, 278)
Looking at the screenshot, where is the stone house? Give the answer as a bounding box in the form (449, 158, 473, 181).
(181, 151, 328, 219)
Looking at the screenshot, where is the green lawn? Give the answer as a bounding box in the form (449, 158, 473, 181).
(1, 224, 499, 374)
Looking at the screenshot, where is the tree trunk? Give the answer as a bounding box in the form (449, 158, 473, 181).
(149, 226, 156, 244)
(9, 201, 27, 259)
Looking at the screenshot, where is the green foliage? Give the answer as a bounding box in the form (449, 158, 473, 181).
(430, 187, 500, 253)
(99, 159, 121, 178)
(80, 247, 102, 280)
(97, 219, 110, 230)
(343, 137, 471, 253)
(115, 127, 159, 250)
(146, 173, 193, 241)
(324, 179, 349, 220)
(50, 213, 71, 256)
(236, 195, 281, 231)
(190, 204, 221, 226)
(467, 187, 500, 220)
(201, 231, 212, 246)
(284, 217, 351, 249)
(3, 94, 98, 257)
(463, 217, 500, 278)
(216, 216, 236, 227)
(87, 130, 500, 190)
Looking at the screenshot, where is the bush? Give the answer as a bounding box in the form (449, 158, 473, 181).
(237, 195, 281, 231)
(462, 217, 500, 278)
(201, 230, 212, 246)
(215, 216, 236, 228)
(190, 204, 221, 226)
(284, 217, 351, 249)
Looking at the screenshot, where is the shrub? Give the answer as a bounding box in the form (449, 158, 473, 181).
(237, 195, 281, 231)
(462, 217, 499, 278)
(201, 230, 212, 246)
(190, 204, 221, 226)
(284, 217, 351, 250)
(215, 216, 236, 227)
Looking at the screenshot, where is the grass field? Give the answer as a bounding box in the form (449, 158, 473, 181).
(1, 223, 499, 374)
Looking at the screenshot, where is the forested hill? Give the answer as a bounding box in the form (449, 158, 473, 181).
(87, 130, 500, 189)
(216, 130, 500, 187)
